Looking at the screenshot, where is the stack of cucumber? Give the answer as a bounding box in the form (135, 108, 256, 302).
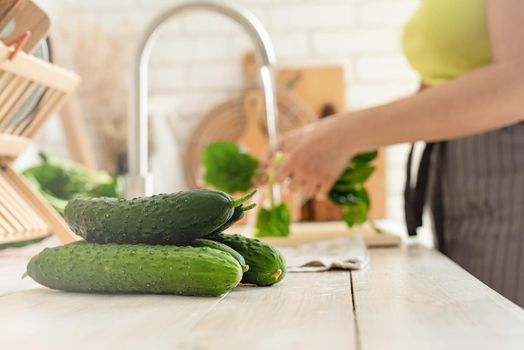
(25, 189, 287, 297)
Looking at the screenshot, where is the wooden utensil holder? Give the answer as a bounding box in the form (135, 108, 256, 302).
(0, 40, 79, 244)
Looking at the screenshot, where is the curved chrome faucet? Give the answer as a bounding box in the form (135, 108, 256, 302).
(127, 0, 279, 197)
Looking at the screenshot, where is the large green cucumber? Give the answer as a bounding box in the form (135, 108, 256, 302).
(26, 241, 242, 297)
(208, 202, 252, 236)
(192, 238, 249, 272)
(209, 233, 286, 286)
(64, 189, 254, 245)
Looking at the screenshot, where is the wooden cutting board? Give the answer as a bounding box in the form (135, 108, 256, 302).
(228, 221, 401, 248)
(278, 66, 387, 220)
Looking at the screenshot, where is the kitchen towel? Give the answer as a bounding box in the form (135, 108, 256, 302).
(279, 235, 368, 272)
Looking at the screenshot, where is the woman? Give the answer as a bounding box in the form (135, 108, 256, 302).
(266, 0, 524, 306)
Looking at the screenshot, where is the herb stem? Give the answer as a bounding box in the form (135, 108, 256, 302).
(268, 173, 275, 209)
(268, 152, 285, 209)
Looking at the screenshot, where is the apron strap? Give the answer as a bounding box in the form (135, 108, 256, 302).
(404, 142, 435, 236)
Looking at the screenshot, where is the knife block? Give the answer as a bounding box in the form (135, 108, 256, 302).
(0, 40, 79, 244)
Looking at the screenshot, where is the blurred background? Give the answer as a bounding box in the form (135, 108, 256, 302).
(14, 0, 430, 243)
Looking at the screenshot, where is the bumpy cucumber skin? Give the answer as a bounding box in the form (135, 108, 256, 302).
(192, 238, 249, 273)
(27, 241, 242, 297)
(209, 233, 286, 286)
(64, 189, 235, 245)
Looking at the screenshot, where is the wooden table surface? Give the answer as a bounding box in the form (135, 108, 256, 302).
(1, 244, 523, 350)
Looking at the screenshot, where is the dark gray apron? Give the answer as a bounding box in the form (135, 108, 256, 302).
(405, 123, 524, 307)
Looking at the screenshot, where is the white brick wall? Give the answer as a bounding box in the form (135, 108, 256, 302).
(312, 29, 401, 55)
(150, 37, 230, 64)
(355, 54, 418, 82)
(357, 1, 419, 27)
(268, 3, 356, 30)
(31, 0, 424, 234)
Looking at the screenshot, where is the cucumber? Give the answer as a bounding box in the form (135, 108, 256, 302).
(209, 203, 247, 236)
(26, 241, 242, 297)
(192, 238, 249, 273)
(64, 189, 255, 245)
(209, 233, 286, 286)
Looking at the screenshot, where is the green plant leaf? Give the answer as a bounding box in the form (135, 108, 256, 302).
(351, 151, 378, 166)
(358, 187, 370, 208)
(203, 142, 260, 194)
(329, 188, 361, 206)
(22, 152, 122, 216)
(329, 151, 377, 228)
(342, 202, 368, 227)
(337, 165, 375, 186)
(329, 186, 369, 206)
(255, 203, 291, 237)
(23, 174, 69, 215)
(87, 177, 122, 198)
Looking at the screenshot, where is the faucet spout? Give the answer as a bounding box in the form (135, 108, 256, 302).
(126, 0, 279, 197)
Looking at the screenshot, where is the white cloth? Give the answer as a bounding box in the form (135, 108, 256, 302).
(279, 235, 368, 272)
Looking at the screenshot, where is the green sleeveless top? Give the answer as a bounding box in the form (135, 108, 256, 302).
(402, 0, 492, 86)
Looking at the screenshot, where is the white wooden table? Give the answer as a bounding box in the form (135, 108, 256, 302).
(1, 244, 523, 350)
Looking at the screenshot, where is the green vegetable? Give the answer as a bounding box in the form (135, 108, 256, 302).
(26, 241, 243, 297)
(23, 152, 122, 215)
(256, 203, 291, 237)
(352, 151, 379, 165)
(24, 175, 69, 215)
(64, 189, 256, 245)
(203, 142, 260, 194)
(0, 236, 48, 250)
(23, 153, 87, 200)
(88, 177, 122, 198)
(209, 203, 246, 236)
(201, 142, 291, 236)
(210, 233, 286, 286)
(334, 165, 375, 189)
(329, 151, 377, 228)
(192, 238, 249, 272)
(199, 142, 378, 231)
(256, 151, 291, 237)
(341, 201, 368, 226)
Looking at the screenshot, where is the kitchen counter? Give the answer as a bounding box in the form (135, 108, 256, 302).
(1, 244, 523, 349)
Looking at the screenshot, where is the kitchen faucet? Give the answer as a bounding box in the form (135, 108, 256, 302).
(126, 0, 279, 197)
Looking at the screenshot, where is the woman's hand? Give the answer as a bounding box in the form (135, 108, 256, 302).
(263, 116, 356, 200)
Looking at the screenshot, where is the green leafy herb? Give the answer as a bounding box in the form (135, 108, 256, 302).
(88, 177, 122, 198)
(24, 174, 69, 215)
(256, 203, 291, 237)
(256, 152, 291, 237)
(23, 153, 122, 216)
(342, 202, 368, 227)
(203, 142, 260, 194)
(200, 141, 377, 232)
(352, 151, 378, 165)
(23, 153, 88, 200)
(329, 187, 368, 206)
(329, 151, 377, 228)
(335, 164, 375, 188)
